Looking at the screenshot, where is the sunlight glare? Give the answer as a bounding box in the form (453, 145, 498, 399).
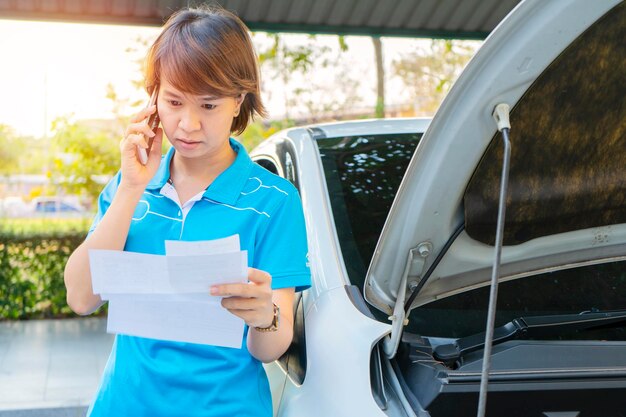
(0, 19, 160, 138)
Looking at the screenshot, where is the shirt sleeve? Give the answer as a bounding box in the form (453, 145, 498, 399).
(87, 171, 121, 237)
(253, 186, 311, 292)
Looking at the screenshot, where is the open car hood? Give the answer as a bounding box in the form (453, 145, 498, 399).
(364, 0, 625, 315)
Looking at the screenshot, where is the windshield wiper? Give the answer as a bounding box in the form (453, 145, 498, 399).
(433, 310, 626, 364)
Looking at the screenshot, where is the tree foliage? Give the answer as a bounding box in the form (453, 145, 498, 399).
(256, 33, 363, 122)
(49, 116, 120, 205)
(236, 119, 296, 151)
(392, 39, 479, 115)
(0, 124, 50, 177)
(0, 125, 28, 175)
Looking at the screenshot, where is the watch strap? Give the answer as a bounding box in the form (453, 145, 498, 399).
(254, 303, 280, 332)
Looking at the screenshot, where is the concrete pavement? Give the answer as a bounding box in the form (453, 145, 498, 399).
(0, 318, 114, 416)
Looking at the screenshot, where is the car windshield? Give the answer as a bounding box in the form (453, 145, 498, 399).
(316, 133, 422, 292)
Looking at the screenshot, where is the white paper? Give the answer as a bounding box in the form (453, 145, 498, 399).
(89, 250, 168, 295)
(88, 236, 249, 347)
(165, 234, 240, 256)
(89, 249, 248, 296)
(107, 295, 244, 348)
(166, 251, 248, 293)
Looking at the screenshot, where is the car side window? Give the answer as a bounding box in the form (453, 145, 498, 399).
(255, 158, 279, 176)
(316, 133, 422, 310)
(60, 203, 77, 212)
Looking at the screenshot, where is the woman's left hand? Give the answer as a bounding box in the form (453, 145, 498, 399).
(211, 268, 275, 329)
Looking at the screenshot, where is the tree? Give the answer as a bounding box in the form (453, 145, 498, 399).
(257, 33, 330, 120)
(0, 125, 23, 175)
(256, 33, 363, 123)
(372, 37, 385, 118)
(392, 39, 479, 115)
(49, 116, 120, 205)
(0, 125, 46, 177)
(237, 119, 296, 152)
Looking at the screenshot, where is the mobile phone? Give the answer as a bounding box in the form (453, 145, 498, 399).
(138, 87, 160, 165)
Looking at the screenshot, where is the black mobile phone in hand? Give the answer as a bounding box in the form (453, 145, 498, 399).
(138, 87, 160, 165)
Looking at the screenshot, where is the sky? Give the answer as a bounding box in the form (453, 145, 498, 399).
(0, 18, 454, 138)
(0, 19, 160, 138)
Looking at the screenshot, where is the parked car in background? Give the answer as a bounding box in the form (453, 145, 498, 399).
(0, 196, 30, 217)
(30, 196, 86, 216)
(0, 196, 89, 218)
(252, 0, 626, 416)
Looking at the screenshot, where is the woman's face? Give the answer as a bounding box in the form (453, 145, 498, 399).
(156, 77, 244, 160)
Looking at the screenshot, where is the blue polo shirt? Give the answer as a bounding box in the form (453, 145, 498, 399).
(87, 139, 310, 417)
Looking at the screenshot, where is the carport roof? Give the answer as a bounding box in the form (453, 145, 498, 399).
(0, 0, 522, 39)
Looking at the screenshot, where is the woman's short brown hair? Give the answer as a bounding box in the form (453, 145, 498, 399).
(145, 6, 267, 135)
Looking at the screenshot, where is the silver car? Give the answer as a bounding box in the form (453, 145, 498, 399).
(251, 0, 626, 416)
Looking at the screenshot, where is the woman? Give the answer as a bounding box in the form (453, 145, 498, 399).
(64, 6, 310, 416)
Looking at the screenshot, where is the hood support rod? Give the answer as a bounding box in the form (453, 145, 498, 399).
(403, 222, 465, 312)
(476, 103, 512, 417)
(384, 222, 464, 359)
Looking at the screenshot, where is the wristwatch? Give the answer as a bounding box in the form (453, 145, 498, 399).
(255, 303, 280, 332)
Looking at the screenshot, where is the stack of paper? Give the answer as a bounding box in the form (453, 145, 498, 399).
(88, 235, 247, 348)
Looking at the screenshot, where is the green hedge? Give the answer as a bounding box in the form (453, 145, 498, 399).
(0, 218, 106, 320)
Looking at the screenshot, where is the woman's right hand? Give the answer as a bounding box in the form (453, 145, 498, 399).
(119, 105, 163, 191)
